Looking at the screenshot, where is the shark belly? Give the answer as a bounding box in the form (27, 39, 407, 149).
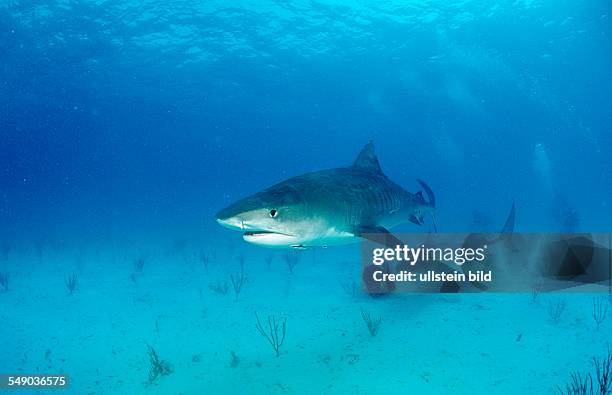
(242, 232, 300, 247)
(307, 228, 359, 247)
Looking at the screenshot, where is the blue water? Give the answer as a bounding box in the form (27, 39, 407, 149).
(1, 1, 611, 394)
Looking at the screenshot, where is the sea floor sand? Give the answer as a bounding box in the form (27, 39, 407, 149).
(1, 242, 610, 394)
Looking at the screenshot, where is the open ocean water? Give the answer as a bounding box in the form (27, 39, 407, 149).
(1, 1, 611, 394)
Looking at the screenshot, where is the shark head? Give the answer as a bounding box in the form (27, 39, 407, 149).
(216, 183, 319, 247)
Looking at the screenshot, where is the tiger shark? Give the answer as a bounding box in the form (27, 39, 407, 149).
(216, 142, 436, 248)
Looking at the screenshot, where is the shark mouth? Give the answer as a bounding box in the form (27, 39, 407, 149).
(242, 231, 298, 246)
(243, 230, 286, 237)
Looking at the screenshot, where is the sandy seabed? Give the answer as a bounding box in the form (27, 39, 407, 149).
(1, 240, 610, 395)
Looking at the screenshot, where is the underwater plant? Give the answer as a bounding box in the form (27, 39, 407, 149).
(592, 298, 609, 330)
(558, 348, 612, 394)
(548, 299, 566, 324)
(65, 273, 78, 295)
(0, 271, 8, 292)
(593, 354, 612, 393)
(133, 257, 145, 273)
(361, 308, 382, 337)
(255, 312, 286, 357)
(284, 251, 300, 274)
(230, 270, 248, 301)
(209, 279, 229, 295)
(559, 372, 595, 394)
(594, 351, 612, 394)
(199, 249, 210, 272)
(229, 350, 240, 368)
(146, 345, 173, 385)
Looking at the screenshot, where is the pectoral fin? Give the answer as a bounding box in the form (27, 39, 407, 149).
(356, 226, 403, 248)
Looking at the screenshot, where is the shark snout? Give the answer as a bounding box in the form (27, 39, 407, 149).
(215, 210, 262, 231)
(215, 204, 245, 230)
(216, 216, 245, 230)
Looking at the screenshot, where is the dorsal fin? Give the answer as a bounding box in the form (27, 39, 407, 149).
(352, 142, 383, 174)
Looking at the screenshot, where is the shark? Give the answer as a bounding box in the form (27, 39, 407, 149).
(215, 144, 612, 295)
(216, 142, 436, 248)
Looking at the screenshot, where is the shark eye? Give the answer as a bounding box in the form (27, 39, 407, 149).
(269, 209, 278, 218)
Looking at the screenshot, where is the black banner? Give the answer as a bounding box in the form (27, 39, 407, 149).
(361, 233, 612, 294)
